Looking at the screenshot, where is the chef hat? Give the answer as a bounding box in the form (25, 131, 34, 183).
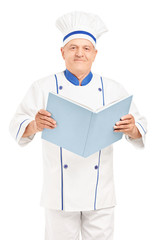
(56, 11, 108, 47)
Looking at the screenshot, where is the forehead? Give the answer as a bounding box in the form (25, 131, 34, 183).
(65, 38, 94, 47)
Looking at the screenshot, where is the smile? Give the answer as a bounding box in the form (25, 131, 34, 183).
(74, 59, 85, 62)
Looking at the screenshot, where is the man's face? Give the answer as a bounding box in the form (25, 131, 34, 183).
(61, 38, 97, 74)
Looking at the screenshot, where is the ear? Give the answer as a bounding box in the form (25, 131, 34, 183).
(61, 47, 65, 60)
(93, 49, 98, 62)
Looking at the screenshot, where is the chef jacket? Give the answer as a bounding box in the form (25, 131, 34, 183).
(9, 70, 147, 211)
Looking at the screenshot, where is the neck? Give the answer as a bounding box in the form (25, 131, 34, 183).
(67, 69, 91, 86)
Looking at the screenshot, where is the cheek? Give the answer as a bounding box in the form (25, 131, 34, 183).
(86, 52, 96, 61)
(87, 55, 95, 64)
(63, 55, 72, 64)
(65, 52, 75, 61)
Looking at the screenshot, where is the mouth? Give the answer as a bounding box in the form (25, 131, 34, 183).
(74, 59, 85, 62)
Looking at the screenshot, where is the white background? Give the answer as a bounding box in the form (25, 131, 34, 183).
(0, 0, 160, 239)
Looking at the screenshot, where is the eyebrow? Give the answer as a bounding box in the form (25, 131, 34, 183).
(69, 44, 92, 48)
(69, 44, 77, 47)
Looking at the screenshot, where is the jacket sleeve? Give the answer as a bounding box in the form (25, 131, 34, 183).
(9, 81, 44, 146)
(103, 77, 147, 148)
(125, 100, 147, 148)
(116, 82, 147, 148)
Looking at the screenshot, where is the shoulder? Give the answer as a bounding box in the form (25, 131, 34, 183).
(31, 71, 64, 92)
(93, 73, 129, 101)
(94, 73, 126, 90)
(35, 74, 56, 90)
(102, 75, 123, 88)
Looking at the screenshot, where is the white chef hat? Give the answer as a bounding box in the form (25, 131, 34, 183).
(56, 11, 108, 47)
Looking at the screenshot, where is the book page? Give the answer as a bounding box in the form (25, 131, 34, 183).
(50, 92, 132, 114)
(50, 91, 94, 112)
(95, 95, 132, 113)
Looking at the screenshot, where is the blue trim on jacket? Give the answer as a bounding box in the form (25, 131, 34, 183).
(55, 74, 64, 210)
(55, 73, 105, 210)
(94, 150, 102, 210)
(94, 76, 105, 210)
(100, 76, 105, 106)
(16, 119, 29, 140)
(60, 146, 63, 210)
(55, 74, 59, 94)
(64, 69, 93, 86)
(136, 122, 146, 134)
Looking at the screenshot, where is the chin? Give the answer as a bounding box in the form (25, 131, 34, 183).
(74, 67, 86, 73)
(73, 62, 87, 70)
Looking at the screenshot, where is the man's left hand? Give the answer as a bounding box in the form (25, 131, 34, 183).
(114, 114, 141, 139)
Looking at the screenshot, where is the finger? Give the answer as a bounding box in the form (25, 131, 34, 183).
(39, 115, 56, 124)
(38, 122, 57, 129)
(42, 120, 56, 128)
(114, 128, 130, 133)
(115, 120, 131, 126)
(37, 119, 56, 128)
(120, 114, 133, 121)
(38, 109, 51, 117)
(114, 124, 133, 130)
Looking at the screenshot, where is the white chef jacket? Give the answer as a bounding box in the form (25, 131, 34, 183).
(9, 70, 147, 212)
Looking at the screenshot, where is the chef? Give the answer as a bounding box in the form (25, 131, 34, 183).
(9, 11, 147, 240)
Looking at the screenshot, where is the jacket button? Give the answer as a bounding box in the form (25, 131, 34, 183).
(94, 165, 98, 169)
(64, 164, 68, 169)
(59, 86, 63, 90)
(98, 88, 102, 91)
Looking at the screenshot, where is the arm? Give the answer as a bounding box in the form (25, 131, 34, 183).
(114, 114, 142, 139)
(22, 109, 56, 138)
(103, 78, 147, 147)
(114, 101, 147, 148)
(9, 81, 47, 145)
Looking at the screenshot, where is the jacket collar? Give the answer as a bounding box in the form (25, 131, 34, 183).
(64, 69, 93, 86)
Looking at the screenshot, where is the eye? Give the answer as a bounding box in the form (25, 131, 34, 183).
(84, 47, 90, 51)
(70, 46, 76, 50)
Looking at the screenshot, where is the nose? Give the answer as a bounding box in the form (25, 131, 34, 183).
(75, 48, 84, 57)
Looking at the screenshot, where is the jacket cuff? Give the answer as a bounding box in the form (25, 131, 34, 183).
(125, 122, 146, 148)
(16, 119, 35, 146)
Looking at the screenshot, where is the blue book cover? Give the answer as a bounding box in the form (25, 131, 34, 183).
(42, 93, 133, 157)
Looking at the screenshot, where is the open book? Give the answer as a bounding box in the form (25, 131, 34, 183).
(42, 92, 133, 157)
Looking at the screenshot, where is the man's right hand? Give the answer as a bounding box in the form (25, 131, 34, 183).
(22, 109, 56, 138)
(35, 109, 57, 131)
